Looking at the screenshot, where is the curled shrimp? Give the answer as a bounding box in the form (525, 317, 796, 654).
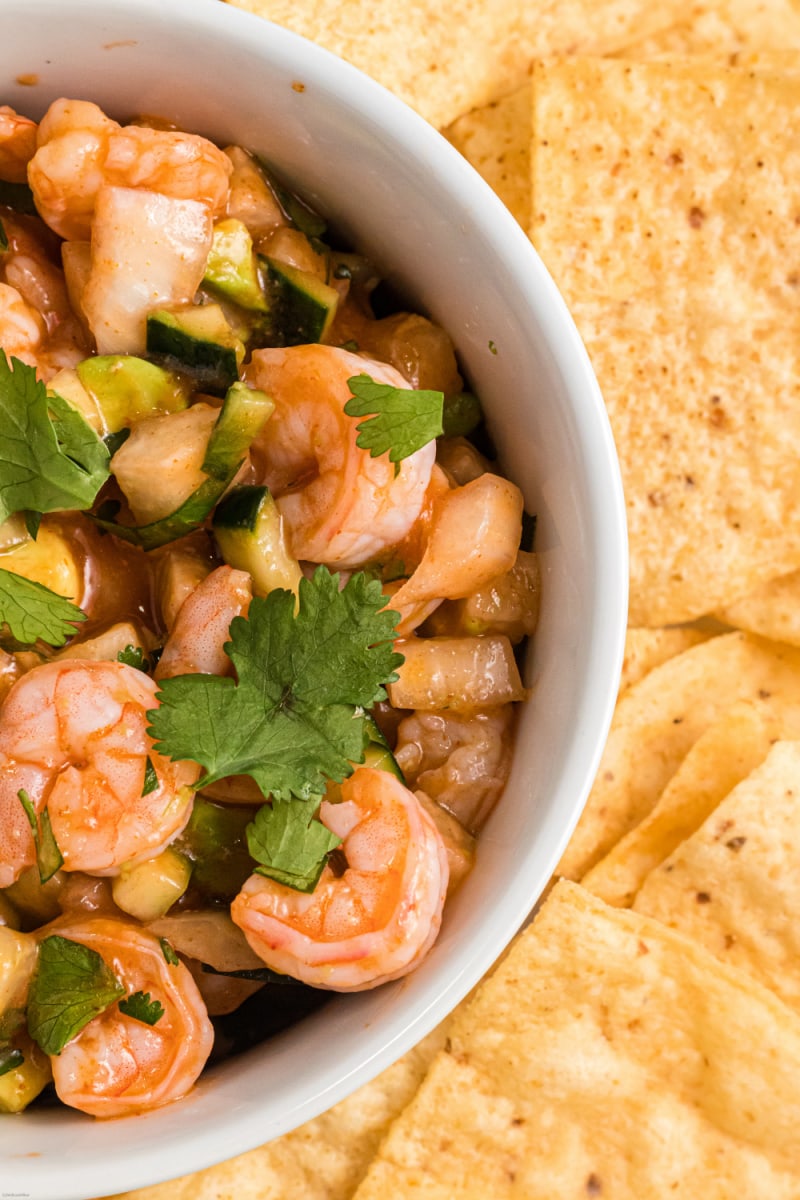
(246, 344, 437, 568)
(28, 98, 232, 241)
(0, 105, 37, 183)
(155, 564, 252, 680)
(231, 766, 449, 991)
(0, 282, 46, 371)
(0, 660, 199, 887)
(44, 917, 213, 1117)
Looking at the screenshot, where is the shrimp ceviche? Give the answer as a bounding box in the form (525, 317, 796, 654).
(0, 99, 538, 1118)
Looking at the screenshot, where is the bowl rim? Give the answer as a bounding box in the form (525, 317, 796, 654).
(0, 0, 628, 1193)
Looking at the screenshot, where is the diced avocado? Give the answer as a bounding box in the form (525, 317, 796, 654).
(146, 304, 245, 396)
(76, 355, 189, 433)
(111, 847, 192, 922)
(213, 484, 302, 596)
(203, 218, 269, 312)
(260, 256, 339, 345)
(48, 367, 104, 434)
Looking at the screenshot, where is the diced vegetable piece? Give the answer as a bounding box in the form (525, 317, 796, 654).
(147, 909, 264, 973)
(173, 797, 254, 901)
(425, 550, 540, 643)
(54, 620, 149, 664)
(0, 1035, 52, 1113)
(146, 303, 244, 396)
(441, 391, 482, 438)
(204, 218, 269, 312)
(0, 524, 83, 603)
(387, 635, 526, 712)
(111, 847, 192, 922)
(436, 435, 491, 485)
(0, 515, 30, 554)
(83, 187, 213, 355)
(201, 383, 273, 481)
(213, 484, 302, 596)
(415, 791, 475, 895)
(3, 868, 62, 928)
(157, 538, 213, 631)
(76, 355, 189, 433)
(224, 145, 286, 242)
(261, 255, 339, 344)
(0, 926, 37, 1013)
(362, 713, 404, 780)
(111, 403, 219, 525)
(48, 367, 104, 435)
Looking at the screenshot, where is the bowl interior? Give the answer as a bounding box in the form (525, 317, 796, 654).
(0, 2, 627, 1195)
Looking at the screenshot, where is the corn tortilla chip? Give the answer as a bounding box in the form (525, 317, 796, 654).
(583, 694, 800, 905)
(716, 568, 800, 646)
(531, 55, 800, 625)
(557, 632, 800, 881)
(104, 1025, 448, 1200)
(618, 625, 711, 695)
(445, 87, 531, 229)
(352, 881, 800, 1199)
(223, 0, 685, 130)
(617, 0, 800, 60)
(634, 740, 800, 1012)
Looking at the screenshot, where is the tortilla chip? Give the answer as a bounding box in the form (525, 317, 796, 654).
(352, 881, 800, 1199)
(103, 1026, 448, 1200)
(557, 632, 800, 881)
(531, 55, 800, 625)
(583, 694, 800, 905)
(618, 625, 711, 695)
(634, 740, 800, 1012)
(617, 0, 800, 59)
(445, 87, 531, 228)
(715, 568, 800, 646)
(223, 1, 685, 130)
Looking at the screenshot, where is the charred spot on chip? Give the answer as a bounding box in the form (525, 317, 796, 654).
(585, 1173, 603, 1195)
(726, 836, 747, 852)
(695, 891, 712, 904)
(687, 205, 705, 228)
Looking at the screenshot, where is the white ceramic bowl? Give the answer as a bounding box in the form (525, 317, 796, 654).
(0, 2, 627, 1195)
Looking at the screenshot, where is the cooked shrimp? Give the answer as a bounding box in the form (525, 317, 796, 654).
(0, 660, 199, 887)
(28, 98, 232, 241)
(0, 282, 45, 371)
(231, 766, 449, 991)
(0, 105, 37, 183)
(246, 344, 437, 568)
(45, 917, 213, 1117)
(155, 564, 252, 680)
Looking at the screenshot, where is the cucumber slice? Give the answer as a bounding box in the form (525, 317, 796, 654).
(362, 714, 405, 781)
(146, 304, 245, 396)
(213, 484, 302, 596)
(261, 256, 339, 345)
(76, 355, 189, 433)
(203, 218, 269, 312)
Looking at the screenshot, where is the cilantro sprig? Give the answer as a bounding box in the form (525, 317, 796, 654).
(0, 354, 110, 525)
(18, 790, 63, 883)
(344, 374, 443, 465)
(27, 936, 125, 1056)
(118, 991, 164, 1026)
(0, 568, 86, 646)
(247, 798, 341, 893)
(148, 567, 403, 801)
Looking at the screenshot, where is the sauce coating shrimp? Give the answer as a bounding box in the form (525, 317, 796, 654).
(231, 767, 449, 991)
(246, 344, 436, 568)
(0, 660, 198, 887)
(0, 105, 37, 183)
(0, 282, 45, 371)
(155, 564, 252, 680)
(45, 917, 214, 1117)
(28, 98, 232, 241)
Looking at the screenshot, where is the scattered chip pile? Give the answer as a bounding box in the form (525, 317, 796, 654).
(111, 0, 800, 1195)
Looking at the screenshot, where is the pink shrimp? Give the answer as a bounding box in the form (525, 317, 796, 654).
(44, 917, 213, 1117)
(28, 98, 231, 241)
(0, 282, 46, 371)
(0, 660, 199, 887)
(155, 564, 253, 680)
(0, 105, 37, 183)
(246, 344, 437, 568)
(231, 766, 449, 991)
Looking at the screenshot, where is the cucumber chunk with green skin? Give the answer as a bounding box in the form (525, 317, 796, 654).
(213, 484, 302, 596)
(362, 713, 405, 781)
(260, 256, 339, 345)
(92, 383, 273, 550)
(203, 218, 269, 313)
(146, 304, 244, 396)
(76, 356, 189, 433)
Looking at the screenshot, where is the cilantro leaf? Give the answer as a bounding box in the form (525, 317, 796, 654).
(159, 937, 180, 967)
(141, 757, 158, 797)
(18, 789, 63, 883)
(148, 567, 403, 800)
(0, 354, 110, 524)
(344, 374, 443, 464)
(117, 644, 149, 671)
(247, 798, 341, 893)
(27, 935, 125, 1056)
(118, 991, 164, 1026)
(0, 568, 86, 646)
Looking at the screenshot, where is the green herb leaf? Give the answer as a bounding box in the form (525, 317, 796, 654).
(117, 644, 148, 671)
(24, 510, 42, 540)
(441, 391, 482, 438)
(0, 355, 110, 525)
(0, 1047, 23, 1077)
(141, 757, 159, 797)
(0, 568, 86, 646)
(18, 789, 64, 883)
(0, 1007, 26, 1042)
(247, 798, 341, 893)
(118, 990, 165, 1026)
(159, 937, 180, 967)
(27, 935, 125, 1056)
(148, 567, 403, 800)
(344, 374, 443, 464)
